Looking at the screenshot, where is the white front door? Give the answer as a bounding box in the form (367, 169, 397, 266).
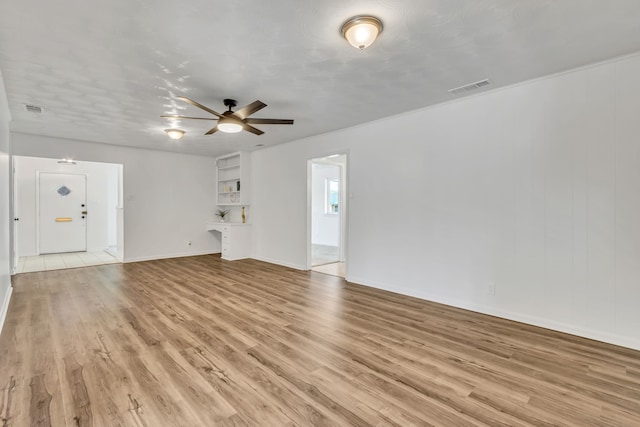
(39, 173, 87, 254)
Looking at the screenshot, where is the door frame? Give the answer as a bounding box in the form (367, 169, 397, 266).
(10, 157, 17, 274)
(306, 151, 349, 272)
(36, 171, 88, 255)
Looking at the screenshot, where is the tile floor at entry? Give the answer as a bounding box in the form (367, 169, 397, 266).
(311, 262, 346, 278)
(17, 250, 119, 273)
(311, 244, 340, 266)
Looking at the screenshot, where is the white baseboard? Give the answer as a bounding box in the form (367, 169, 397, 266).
(250, 255, 307, 271)
(0, 285, 13, 337)
(124, 250, 217, 263)
(453, 300, 640, 351)
(347, 275, 640, 352)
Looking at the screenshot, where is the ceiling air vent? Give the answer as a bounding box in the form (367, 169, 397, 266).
(24, 104, 43, 113)
(448, 79, 491, 96)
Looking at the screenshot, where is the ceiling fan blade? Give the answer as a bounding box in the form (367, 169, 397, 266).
(205, 126, 219, 135)
(244, 118, 294, 125)
(161, 115, 217, 121)
(233, 100, 267, 120)
(243, 124, 264, 136)
(177, 97, 224, 118)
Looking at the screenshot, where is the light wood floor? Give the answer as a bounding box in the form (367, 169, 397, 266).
(1, 255, 639, 426)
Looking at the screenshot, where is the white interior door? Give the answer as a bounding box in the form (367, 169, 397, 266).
(39, 173, 87, 254)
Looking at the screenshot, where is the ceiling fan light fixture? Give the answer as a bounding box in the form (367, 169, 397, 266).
(167, 97, 292, 136)
(165, 128, 185, 140)
(217, 118, 243, 134)
(341, 15, 383, 50)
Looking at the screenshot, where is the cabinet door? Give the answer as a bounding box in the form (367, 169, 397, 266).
(221, 243, 232, 260)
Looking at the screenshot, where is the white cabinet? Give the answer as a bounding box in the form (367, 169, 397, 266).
(211, 152, 251, 260)
(216, 152, 250, 206)
(206, 222, 251, 261)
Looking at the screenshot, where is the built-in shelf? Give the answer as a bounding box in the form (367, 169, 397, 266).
(216, 152, 250, 206)
(218, 164, 240, 171)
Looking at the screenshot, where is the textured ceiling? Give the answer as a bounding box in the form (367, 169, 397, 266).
(1, 0, 640, 157)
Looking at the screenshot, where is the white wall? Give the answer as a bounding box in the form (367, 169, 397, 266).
(0, 70, 12, 333)
(11, 133, 220, 262)
(14, 156, 119, 255)
(251, 53, 640, 350)
(106, 164, 119, 247)
(311, 163, 340, 247)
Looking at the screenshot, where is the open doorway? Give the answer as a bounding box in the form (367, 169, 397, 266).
(13, 156, 124, 273)
(308, 154, 347, 278)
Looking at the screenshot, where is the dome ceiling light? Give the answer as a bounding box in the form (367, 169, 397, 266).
(341, 16, 383, 50)
(165, 129, 186, 140)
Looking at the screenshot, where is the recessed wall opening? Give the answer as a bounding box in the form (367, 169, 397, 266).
(12, 155, 124, 273)
(308, 153, 347, 278)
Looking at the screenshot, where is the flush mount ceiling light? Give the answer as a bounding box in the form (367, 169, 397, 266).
(57, 158, 76, 165)
(341, 15, 383, 50)
(165, 128, 185, 140)
(217, 117, 243, 134)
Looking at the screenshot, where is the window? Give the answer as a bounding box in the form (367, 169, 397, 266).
(325, 179, 339, 214)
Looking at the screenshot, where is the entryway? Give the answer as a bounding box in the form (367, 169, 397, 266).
(308, 153, 347, 278)
(13, 156, 124, 274)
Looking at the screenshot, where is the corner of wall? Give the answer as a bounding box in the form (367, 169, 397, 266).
(0, 66, 13, 337)
(0, 284, 12, 336)
(250, 255, 307, 271)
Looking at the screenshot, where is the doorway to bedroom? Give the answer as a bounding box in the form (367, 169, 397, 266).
(308, 153, 347, 278)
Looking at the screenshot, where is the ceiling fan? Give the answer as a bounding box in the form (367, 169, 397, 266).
(162, 97, 294, 136)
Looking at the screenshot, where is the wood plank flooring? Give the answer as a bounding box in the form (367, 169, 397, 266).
(1, 254, 639, 426)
